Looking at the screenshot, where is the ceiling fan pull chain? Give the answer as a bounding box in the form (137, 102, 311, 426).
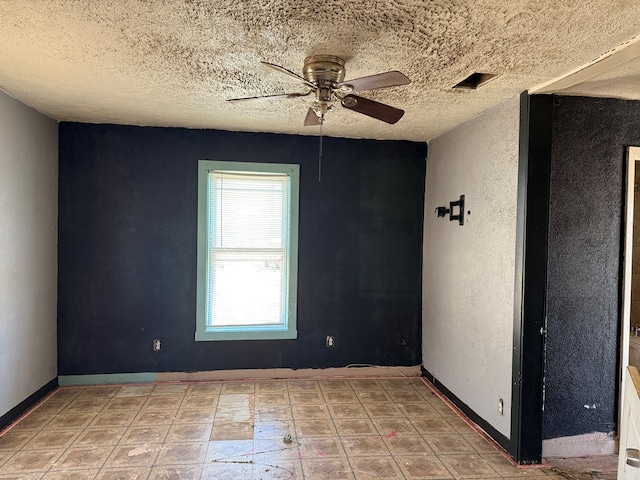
(318, 120, 323, 182)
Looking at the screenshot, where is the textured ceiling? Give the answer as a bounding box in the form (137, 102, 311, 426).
(1, 1, 640, 142)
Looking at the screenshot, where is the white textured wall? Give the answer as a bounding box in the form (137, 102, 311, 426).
(422, 96, 520, 437)
(0, 91, 58, 418)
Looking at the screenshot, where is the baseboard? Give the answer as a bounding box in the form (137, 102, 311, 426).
(421, 366, 511, 454)
(0, 378, 58, 433)
(542, 433, 618, 458)
(58, 365, 422, 386)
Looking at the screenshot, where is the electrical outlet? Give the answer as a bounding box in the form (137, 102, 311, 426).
(498, 398, 504, 415)
(326, 335, 335, 348)
(153, 339, 161, 351)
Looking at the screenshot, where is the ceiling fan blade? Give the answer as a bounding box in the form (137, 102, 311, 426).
(337, 71, 410, 93)
(261, 61, 316, 89)
(227, 91, 313, 102)
(341, 94, 405, 124)
(304, 107, 321, 126)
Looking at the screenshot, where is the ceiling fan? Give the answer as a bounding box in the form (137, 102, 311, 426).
(228, 55, 411, 125)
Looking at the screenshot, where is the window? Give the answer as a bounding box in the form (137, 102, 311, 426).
(196, 161, 299, 341)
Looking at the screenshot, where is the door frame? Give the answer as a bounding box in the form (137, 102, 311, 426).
(621, 146, 640, 434)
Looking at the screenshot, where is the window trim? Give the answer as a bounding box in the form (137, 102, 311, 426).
(196, 160, 299, 341)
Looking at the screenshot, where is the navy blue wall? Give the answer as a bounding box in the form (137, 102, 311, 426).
(57, 123, 426, 375)
(543, 95, 640, 439)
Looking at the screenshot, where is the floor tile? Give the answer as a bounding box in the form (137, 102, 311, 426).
(302, 457, 355, 479)
(298, 437, 346, 458)
(289, 391, 325, 405)
(205, 440, 254, 463)
(154, 442, 207, 465)
(73, 427, 127, 447)
(116, 385, 154, 397)
(387, 390, 425, 403)
(201, 462, 255, 480)
(0, 473, 44, 480)
(8, 415, 54, 432)
(253, 458, 304, 479)
(439, 454, 500, 479)
(287, 380, 321, 392)
(255, 381, 287, 393)
(329, 403, 369, 419)
(132, 409, 176, 426)
(357, 391, 393, 404)
(152, 384, 189, 395)
(425, 433, 477, 455)
(395, 454, 453, 479)
(325, 391, 360, 404)
(253, 439, 300, 460)
(292, 404, 331, 420)
(103, 397, 146, 411)
(31, 402, 68, 416)
(411, 417, 456, 435)
(174, 408, 213, 424)
(349, 380, 382, 391)
(341, 436, 390, 457)
(148, 464, 201, 480)
(51, 445, 114, 470)
(384, 434, 433, 455)
(104, 444, 161, 468)
(397, 402, 441, 417)
(363, 403, 404, 418)
(42, 413, 95, 430)
(255, 393, 289, 407)
(220, 382, 255, 394)
(254, 405, 292, 421)
(350, 455, 404, 479)
(372, 417, 418, 436)
(94, 467, 150, 480)
(253, 420, 294, 440)
(90, 411, 137, 428)
(165, 423, 212, 443)
(0, 451, 13, 467)
(22, 429, 79, 450)
(180, 395, 218, 409)
(0, 431, 36, 451)
(143, 395, 184, 410)
(295, 419, 337, 437)
(0, 449, 64, 473)
(63, 398, 108, 414)
(210, 421, 254, 441)
(186, 383, 222, 395)
(0, 378, 606, 479)
(318, 379, 354, 391)
(334, 418, 378, 436)
(42, 469, 98, 479)
(120, 425, 170, 444)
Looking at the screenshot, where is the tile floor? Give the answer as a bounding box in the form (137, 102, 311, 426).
(0, 377, 610, 479)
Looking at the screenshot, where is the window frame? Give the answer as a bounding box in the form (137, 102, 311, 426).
(196, 160, 299, 341)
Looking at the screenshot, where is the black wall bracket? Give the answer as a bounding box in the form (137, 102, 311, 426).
(435, 194, 465, 226)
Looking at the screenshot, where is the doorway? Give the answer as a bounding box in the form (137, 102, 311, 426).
(620, 146, 640, 431)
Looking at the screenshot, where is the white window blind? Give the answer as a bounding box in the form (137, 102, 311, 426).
(207, 171, 290, 329)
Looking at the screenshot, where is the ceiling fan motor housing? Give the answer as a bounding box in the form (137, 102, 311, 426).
(303, 55, 346, 85)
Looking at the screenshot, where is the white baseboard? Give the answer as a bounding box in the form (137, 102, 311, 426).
(542, 432, 618, 458)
